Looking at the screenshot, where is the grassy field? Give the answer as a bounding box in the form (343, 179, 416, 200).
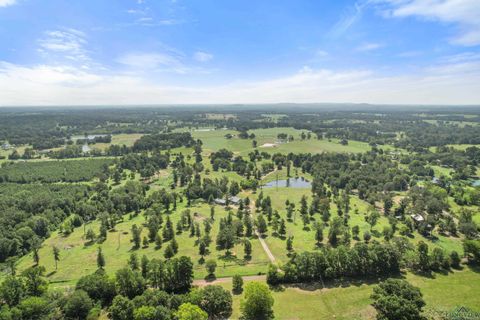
(0, 145, 29, 160)
(88, 133, 144, 151)
(189, 127, 393, 156)
(13, 166, 465, 289)
(14, 200, 270, 288)
(258, 114, 287, 123)
(244, 183, 466, 264)
(216, 267, 480, 319)
(431, 165, 454, 177)
(245, 186, 391, 264)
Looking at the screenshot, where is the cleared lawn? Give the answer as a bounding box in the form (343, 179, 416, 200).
(406, 267, 480, 313)
(217, 267, 480, 319)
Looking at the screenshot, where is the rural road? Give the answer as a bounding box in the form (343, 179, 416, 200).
(256, 231, 276, 263)
(247, 191, 277, 265)
(193, 275, 266, 286)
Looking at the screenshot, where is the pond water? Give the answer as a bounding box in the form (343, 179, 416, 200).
(263, 177, 312, 188)
(473, 180, 480, 187)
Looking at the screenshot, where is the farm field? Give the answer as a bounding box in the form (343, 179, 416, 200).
(189, 127, 395, 156)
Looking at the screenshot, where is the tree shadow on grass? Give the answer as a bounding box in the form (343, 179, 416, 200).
(269, 284, 285, 292)
(282, 273, 407, 292)
(466, 264, 480, 273)
(83, 240, 96, 247)
(46, 270, 57, 277)
(232, 288, 243, 295)
(409, 269, 436, 279)
(218, 253, 246, 265)
(204, 274, 217, 282)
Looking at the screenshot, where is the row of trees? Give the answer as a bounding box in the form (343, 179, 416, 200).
(267, 239, 464, 285)
(0, 256, 275, 320)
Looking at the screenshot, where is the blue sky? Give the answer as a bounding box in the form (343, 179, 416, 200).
(0, 0, 479, 105)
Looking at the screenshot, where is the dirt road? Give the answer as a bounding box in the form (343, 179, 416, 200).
(193, 275, 266, 286)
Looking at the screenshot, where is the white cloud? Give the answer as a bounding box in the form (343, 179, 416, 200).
(126, 9, 143, 14)
(0, 62, 102, 86)
(329, 1, 372, 37)
(116, 52, 189, 73)
(135, 19, 184, 27)
(38, 28, 90, 63)
(193, 51, 213, 62)
(356, 42, 383, 51)
(377, 0, 480, 46)
(315, 50, 329, 57)
(0, 0, 16, 7)
(1, 54, 479, 105)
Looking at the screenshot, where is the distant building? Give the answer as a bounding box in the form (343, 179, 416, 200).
(229, 196, 241, 205)
(214, 198, 226, 205)
(214, 196, 242, 206)
(410, 214, 425, 223)
(1, 143, 11, 150)
(82, 145, 91, 153)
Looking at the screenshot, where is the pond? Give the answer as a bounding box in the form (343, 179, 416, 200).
(473, 180, 480, 187)
(262, 177, 312, 188)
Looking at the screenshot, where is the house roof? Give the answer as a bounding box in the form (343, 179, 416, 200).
(410, 214, 425, 222)
(229, 196, 241, 203)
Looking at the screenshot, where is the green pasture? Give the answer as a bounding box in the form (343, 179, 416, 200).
(221, 267, 480, 319)
(87, 133, 144, 151)
(245, 187, 390, 264)
(14, 201, 270, 289)
(189, 127, 386, 156)
(431, 165, 454, 177)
